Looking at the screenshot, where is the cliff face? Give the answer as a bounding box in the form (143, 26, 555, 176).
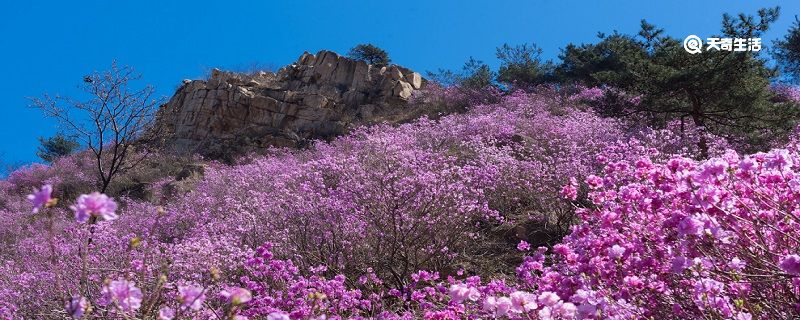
(154, 50, 425, 159)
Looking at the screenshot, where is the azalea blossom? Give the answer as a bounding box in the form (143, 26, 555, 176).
(71, 192, 118, 223)
(779, 254, 800, 275)
(220, 287, 252, 305)
(100, 279, 142, 313)
(178, 284, 205, 310)
(607, 244, 626, 259)
(158, 307, 175, 320)
(449, 283, 480, 303)
(517, 240, 531, 252)
(509, 291, 537, 313)
(27, 184, 54, 213)
(677, 216, 704, 236)
(65, 295, 88, 319)
(267, 312, 291, 320)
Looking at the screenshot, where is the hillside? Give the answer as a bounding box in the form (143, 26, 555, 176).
(3, 51, 800, 319)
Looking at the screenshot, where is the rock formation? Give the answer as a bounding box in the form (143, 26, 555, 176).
(153, 50, 426, 159)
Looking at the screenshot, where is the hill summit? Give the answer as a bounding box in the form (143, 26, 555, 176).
(153, 50, 426, 159)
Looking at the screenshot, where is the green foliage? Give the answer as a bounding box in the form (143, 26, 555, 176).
(460, 57, 495, 89)
(36, 133, 80, 163)
(427, 57, 495, 89)
(556, 9, 795, 155)
(774, 16, 800, 82)
(496, 43, 554, 86)
(346, 43, 391, 67)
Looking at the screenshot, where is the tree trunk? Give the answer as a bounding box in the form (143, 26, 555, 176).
(690, 99, 709, 159)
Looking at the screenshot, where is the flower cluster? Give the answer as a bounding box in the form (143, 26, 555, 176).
(519, 147, 800, 318)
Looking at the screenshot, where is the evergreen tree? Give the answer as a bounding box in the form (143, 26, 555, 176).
(347, 44, 392, 67)
(37, 133, 80, 163)
(556, 8, 795, 155)
(774, 15, 800, 82)
(496, 43, 554, 87)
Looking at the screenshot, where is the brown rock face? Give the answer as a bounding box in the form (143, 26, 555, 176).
(153, 50, 426, 159)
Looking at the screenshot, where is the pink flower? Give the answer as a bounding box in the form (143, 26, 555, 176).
(517, 240, 531, 252)
(553, 301, 577, 319)
(779, 254, 800, 275)
(65, 295, 88, 319)
(267, 312, 290, 320)
(509, 291, 537, 313)
(735, 312, 753, 320)
(623, 275, 644, 288)
(448, 283, 479, 303)
(158, 307, 175, 320)
(697, 159, 728, 181)
(607, 244, 626, 259)
(728, 257, 746, 271)
(220, 287, 251, 305)
(677, 216, 704, 236)
(765, 149, 793, 170)
(560, 177, 578, 201)
(100, 279, 142, 313)
(671, 256, 690, 273)
(71, 192, 118, 223)
(495, 297, 512, 317)
(178, 284, 205, 310)
(483, 296, 512, 317)
(27, 184, 53, 213)
(537, 291, 560, 307)
(482, 296, 498, 312)
(585, 175, 603, 189)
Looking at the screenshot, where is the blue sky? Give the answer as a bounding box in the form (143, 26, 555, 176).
(1, 0, 798, 166)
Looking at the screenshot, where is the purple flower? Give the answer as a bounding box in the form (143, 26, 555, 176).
(449, 283, 480, 303)
(509, 291, 537, 313)
(65, 295, 88, 318)
(100, 279, 142, 313)
(537, 291, 561, 307)
(779, 254, 800, 275)
(158, 307, 175, 320)
(560, 178, 578, 201)
(178, 284, 205, 310)
(728, 257, 746, 271)
(735, 312, 753, 320)
(267, 312, 291, 320)
(27, 184, 54, 213)
(70, 192, 118, 223)
(671, 256, 690, 273)
(585, 175, 603, 189)
(483, 296, 513, 317)
(517, 240, 531, 252)
(554, 302, 578, 318)
(677, 216, 704, 236)
(607, 244, 626, 259)
(220, 287, 251, 305)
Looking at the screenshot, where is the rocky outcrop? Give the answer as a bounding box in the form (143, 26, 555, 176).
(153, 50, 426, 159)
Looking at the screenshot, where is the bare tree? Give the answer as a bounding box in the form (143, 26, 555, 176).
(30, 61, 162, 193)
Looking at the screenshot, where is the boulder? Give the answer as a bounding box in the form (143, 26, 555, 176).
(405, 72, 422, 89)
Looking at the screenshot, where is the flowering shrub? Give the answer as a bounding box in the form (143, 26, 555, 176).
(4, 85, 799, 319)
(156, 89, 626, 287)
(519, 147, 800, 318)
(0, 88, 629, 318)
